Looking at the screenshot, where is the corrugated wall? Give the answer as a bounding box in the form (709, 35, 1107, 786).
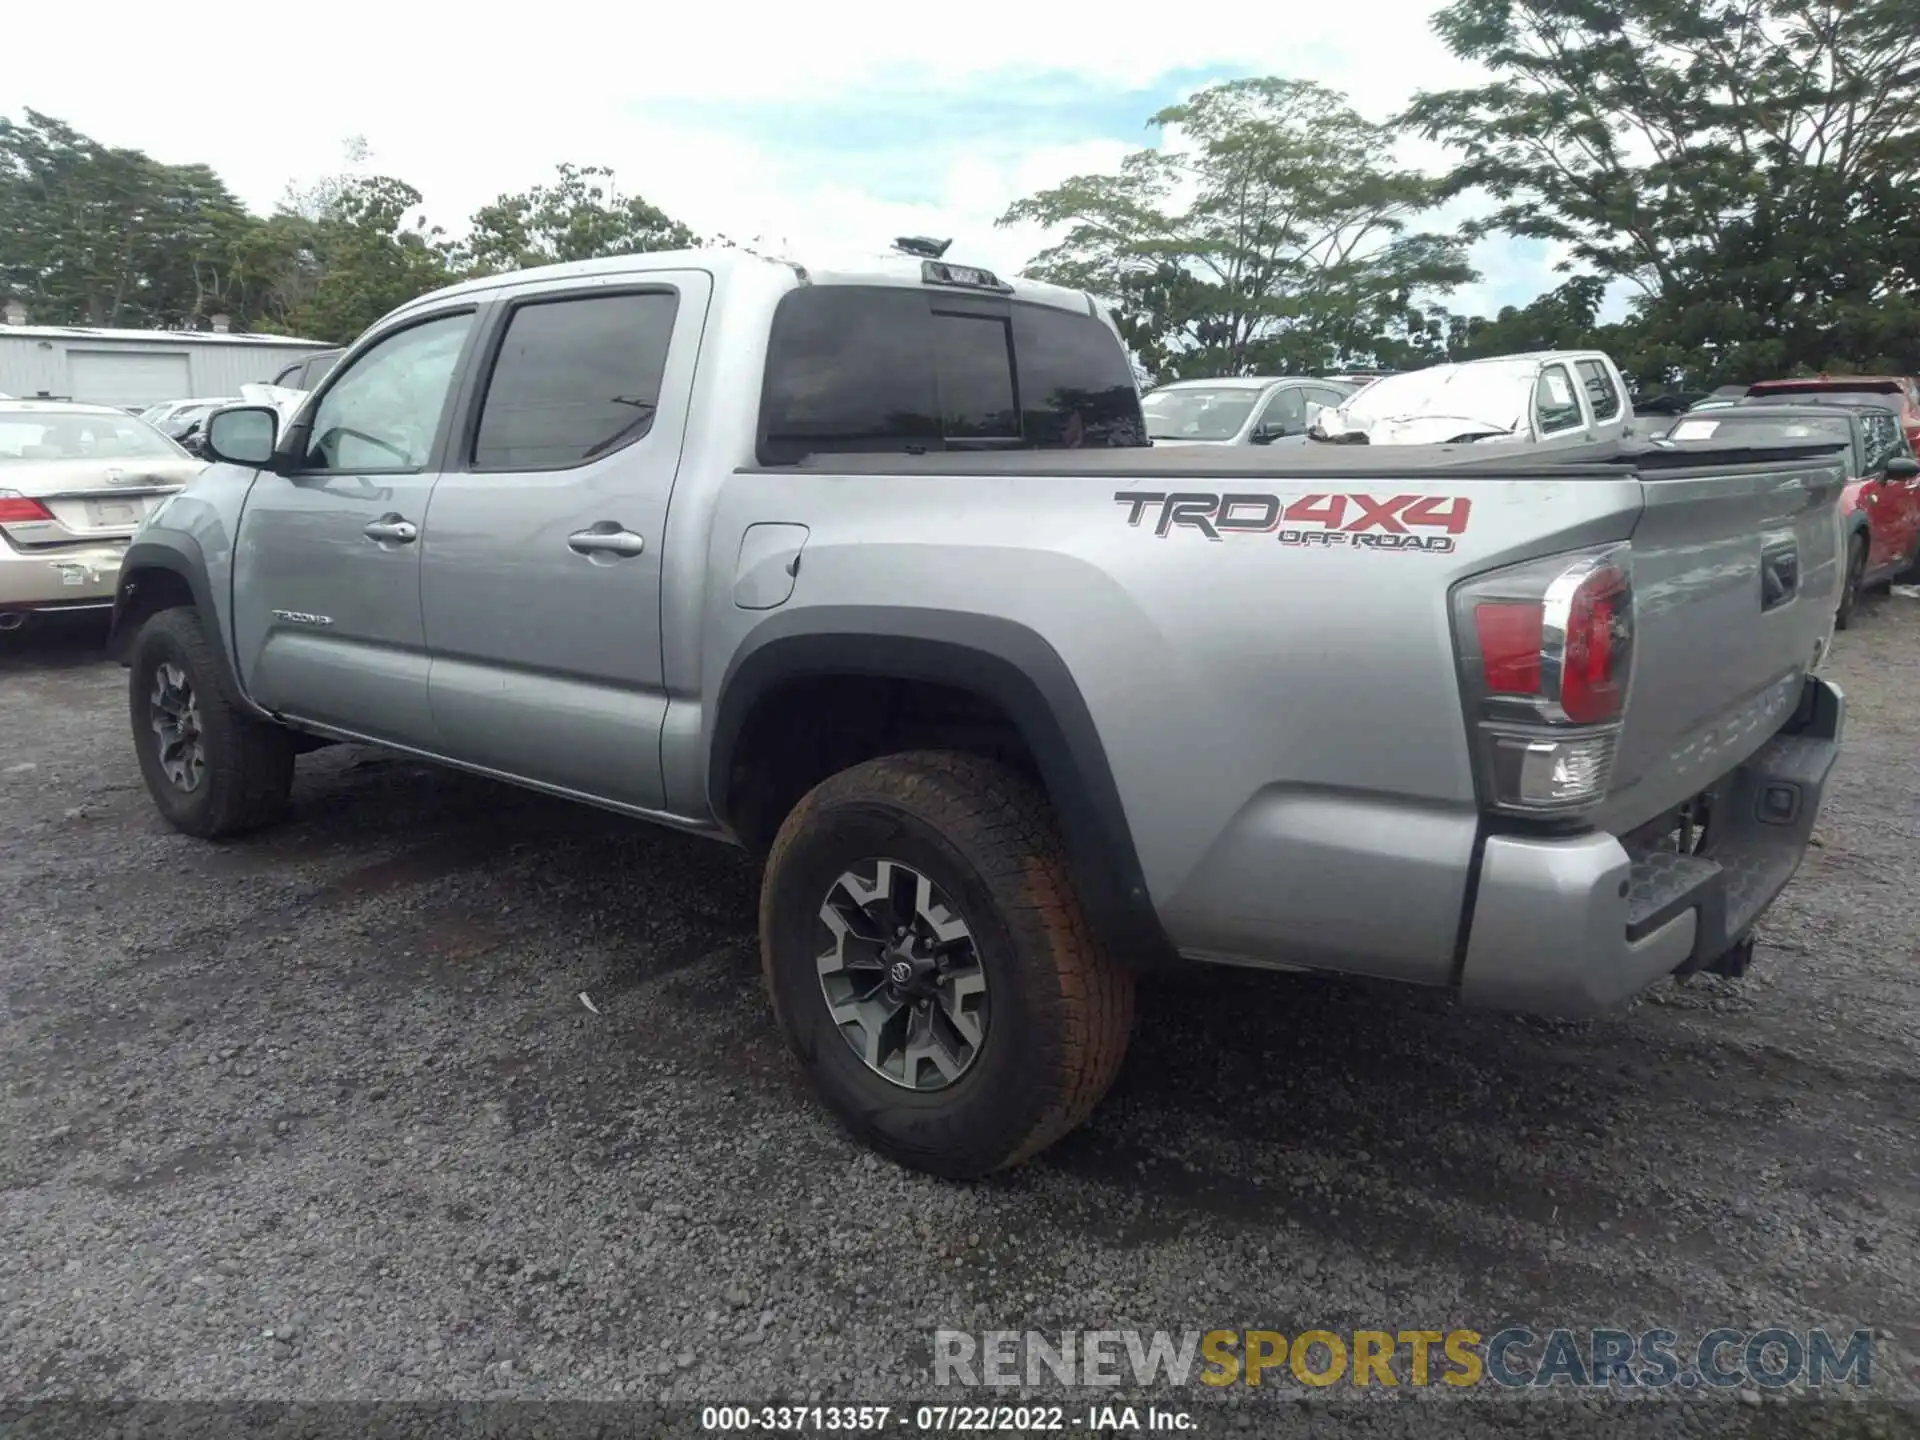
(0, 334, 333, 404)
(186, 342, 334, 396)
(0, 335, 65, 397)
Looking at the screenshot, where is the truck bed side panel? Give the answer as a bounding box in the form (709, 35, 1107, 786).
(681, 468, 1649, 984)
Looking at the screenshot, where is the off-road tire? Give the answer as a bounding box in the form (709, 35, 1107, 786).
(1836, 533, 1866, 631)
(760, 750, 1134, 1178)
(129, 607, 295, 838)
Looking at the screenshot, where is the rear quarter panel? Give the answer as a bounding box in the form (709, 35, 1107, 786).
(678, 464, 1647, 982)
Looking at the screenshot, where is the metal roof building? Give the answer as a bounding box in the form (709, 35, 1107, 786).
(0, 303, 335, 410)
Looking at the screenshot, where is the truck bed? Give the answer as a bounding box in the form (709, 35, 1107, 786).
(731, 434, 1848, 860)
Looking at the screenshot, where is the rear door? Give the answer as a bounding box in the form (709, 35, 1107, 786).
(1575, 359, 1626, 430)
(419, 273, 709, 811)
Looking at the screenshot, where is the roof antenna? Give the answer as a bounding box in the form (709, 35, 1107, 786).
(892, 235, 952, 259)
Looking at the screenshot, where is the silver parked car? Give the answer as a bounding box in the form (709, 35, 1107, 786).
(0, 401, 202, 628)
(1142, 375, 1356, 446)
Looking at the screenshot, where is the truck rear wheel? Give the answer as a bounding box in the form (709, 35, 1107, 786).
(759, 750, 1134, 1178)
(129, 607, 295, 838)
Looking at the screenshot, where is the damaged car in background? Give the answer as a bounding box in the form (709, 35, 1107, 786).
(1308, 351, 1637, 447)
(1, 400, 201, 630)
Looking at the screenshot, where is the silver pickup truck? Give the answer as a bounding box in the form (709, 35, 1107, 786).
(110, 246, 1847, 1178)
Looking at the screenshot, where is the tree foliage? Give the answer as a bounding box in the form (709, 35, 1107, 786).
(6, 4, 1918, 389)
(999, 78, 1478, 378)
(279, 176, 457, 344)
(1402, 0, 1920, 382)
(0, 109, 255, 329)
(0, 118, 699, 344)
(456, 163, 697, 276)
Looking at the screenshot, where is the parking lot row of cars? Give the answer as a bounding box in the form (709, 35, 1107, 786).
(1141, 359, 1920, 616)
(6, 343, 1917, 638)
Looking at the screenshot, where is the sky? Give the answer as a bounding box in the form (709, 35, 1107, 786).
(10, 0, 1583, 322)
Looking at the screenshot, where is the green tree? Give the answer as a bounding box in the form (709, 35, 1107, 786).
(996, 77, 1477, 381)
(282, 175, 456, 344)
(1401, 0, 1920, 382)
(457, 163, 696, 276)
(0, 109, 257, 329)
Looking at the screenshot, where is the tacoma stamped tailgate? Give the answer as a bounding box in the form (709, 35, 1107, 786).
(1595, 448, 1847, 834)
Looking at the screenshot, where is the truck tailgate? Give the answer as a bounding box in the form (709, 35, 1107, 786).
(1596, 453, 1846, 834)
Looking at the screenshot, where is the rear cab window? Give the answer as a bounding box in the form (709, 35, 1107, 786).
(757, 286, 1145, 464)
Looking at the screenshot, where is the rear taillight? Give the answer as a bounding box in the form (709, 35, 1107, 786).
(1452, 545, 1635, 816)
(0, 491, 55, 524)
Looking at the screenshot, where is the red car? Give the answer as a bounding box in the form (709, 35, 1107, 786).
(1735, 377, 1920, 625)
(1676, 400, 1920, 628)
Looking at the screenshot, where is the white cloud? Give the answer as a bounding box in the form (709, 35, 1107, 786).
(11, 0, 1559, 308)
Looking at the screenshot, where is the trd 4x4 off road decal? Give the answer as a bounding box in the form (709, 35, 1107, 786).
(1115, 491, 1472, 553)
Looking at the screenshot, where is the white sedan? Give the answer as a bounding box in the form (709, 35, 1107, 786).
(0, 401, 205, 629)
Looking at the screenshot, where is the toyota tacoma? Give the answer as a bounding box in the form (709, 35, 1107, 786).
(110, 244, 1847, 1177)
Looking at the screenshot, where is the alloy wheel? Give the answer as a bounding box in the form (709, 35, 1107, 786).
(816, 859, 989, 1091)
(148, 661, 206, 792)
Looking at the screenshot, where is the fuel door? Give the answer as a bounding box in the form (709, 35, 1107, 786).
(732, 523, 810, 610)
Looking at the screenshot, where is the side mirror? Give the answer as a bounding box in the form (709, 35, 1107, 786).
(1885, 456, 1919, 480)
(202, 405, 281, 469)
(1248, 425, 1278, 445)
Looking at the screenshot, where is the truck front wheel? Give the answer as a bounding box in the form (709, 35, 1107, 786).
(128, 607, 295, 838)
(759, 750, 1134, 1178)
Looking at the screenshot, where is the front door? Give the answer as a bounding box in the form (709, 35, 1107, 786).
(231, 308, 477, 749)
(420, 273, 710, 812)
(1859, 409, 1920, 576)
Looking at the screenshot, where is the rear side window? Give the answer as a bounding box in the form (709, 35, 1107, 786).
(473, 291, 679, 470)
(1576, 360, 1621, 421)
(1257, 387, 1307, 434)
(758, 286, 1144, 464)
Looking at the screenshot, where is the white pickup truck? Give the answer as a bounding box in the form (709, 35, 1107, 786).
(1312, 350, 1637, 447)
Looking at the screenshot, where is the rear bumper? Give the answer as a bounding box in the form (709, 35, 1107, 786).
(0, 540, 127, 612)
(1458, 675, 1844, 1017)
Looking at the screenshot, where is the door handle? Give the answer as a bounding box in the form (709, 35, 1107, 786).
(567, 526, 646, 558)
(363, 516, 418, 544)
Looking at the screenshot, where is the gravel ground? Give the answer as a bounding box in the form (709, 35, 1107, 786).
(2, 595, 1917, 1438)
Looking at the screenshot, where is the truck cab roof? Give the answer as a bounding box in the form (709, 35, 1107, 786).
(388, 246, 1105, 324)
